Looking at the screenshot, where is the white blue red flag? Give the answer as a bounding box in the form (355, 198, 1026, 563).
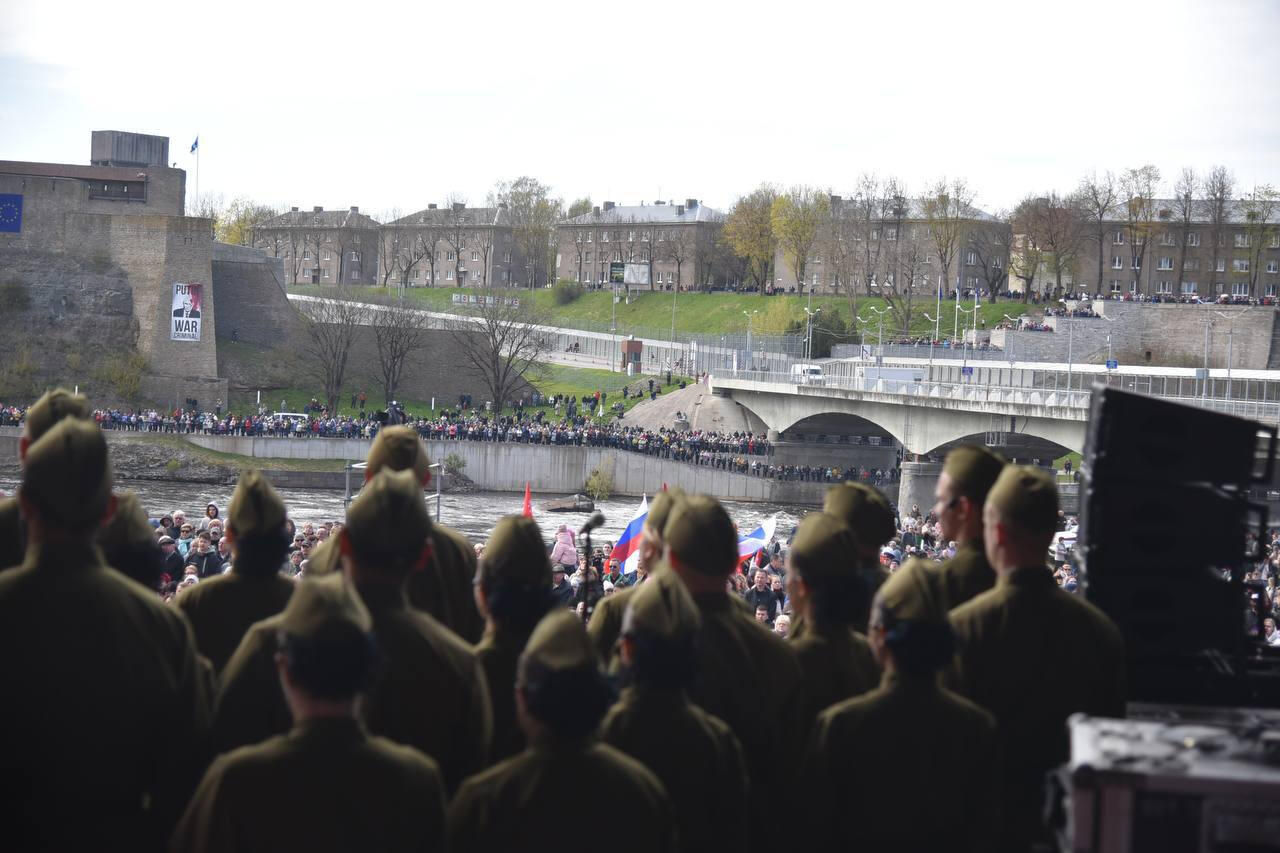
(737, 513, 778, 559)
(609, 495, 648, 575)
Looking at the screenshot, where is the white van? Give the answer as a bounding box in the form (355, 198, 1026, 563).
(789, 363, 824, 385)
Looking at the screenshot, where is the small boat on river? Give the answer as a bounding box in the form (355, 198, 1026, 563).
(543, 494, 595, 513)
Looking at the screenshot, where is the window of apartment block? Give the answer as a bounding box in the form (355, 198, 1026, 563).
(556, 253, 562, 268)
(885, 227, 897, 241)
(1270, 233, 1280, 248)
(471, 251, 479, 262)
(446, 269, 454, 280)
(1268, 260, 1279, 274)
(1109, 280, 1122, 293)
(586, 232, 592, 242)
(1234, 259, 1251, 273)
(966, 251, 977, 265)
(504, 252, 511, 264)
(350, 251, 358, 261)
(657, 232, 665, 242)
(667, 272, 674, 284)
(1112, 256, 1123, 269)
(1113, 230, 1125, 244)
(1161, 233, 1176, 246)
(1235, 234, 1251, 248)
(1180, 281, 1196, 295)
(601, 231, 609, 242)
(1183, 259, 1200, 271)
(1155, 280, 1172, 294)
(1186, 232, 1200, 247)
(1216, 259, 1226, 272)
(323, 269, 330, 279)
(1131, 257, 1142, 269)
(1157, 257, 1173, 270)
(502, 270, 509, 282)
(628, 231, 635, 242)
(994, 257, 1003, 269)
(446, 251, 455, 260)
(1232, 282, 1249, 296)
(585, 252, 592, 264)
(642, 231, 651, 242)
(967, 276, 980, 289)
(323, 252, 331, 261)
(1266, 283, 1278, 297)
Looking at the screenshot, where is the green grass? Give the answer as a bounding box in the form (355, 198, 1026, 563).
(286, 283, 1029, 341)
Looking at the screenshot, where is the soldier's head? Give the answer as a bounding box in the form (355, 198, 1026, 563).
(476, 515, 553, 634)
(662, 495, 737, 592)
(340, 469, 433, 586)
(620, 570, 700, 690)
(638, 489, 683, 575)
(983, 466, 1059, 574)
(365, 426, 432, 486)
(275, 574, 375, 716)
(225, 470, 291, 577)
(516, 611, 613, 743)
(786, 512, 872, 630)
(869, 559, 955, 677)
(18, 418, 115, 543)
(19, 388, 92, 466)
(823, 482, 895, 566)
(935, 445, 1006, 544)
(97, 492, 164, 590)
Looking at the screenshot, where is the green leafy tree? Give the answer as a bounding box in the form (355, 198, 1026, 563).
(723, 184, 779, 293)
(770, 186, 830, 290)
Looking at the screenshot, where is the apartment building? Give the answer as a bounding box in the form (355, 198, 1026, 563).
(253, 206, 381, 285)
(554, 199, 725, 289)
(381, 203, 521, 287)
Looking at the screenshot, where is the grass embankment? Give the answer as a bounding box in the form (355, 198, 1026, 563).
(287, 284, 1030, 340)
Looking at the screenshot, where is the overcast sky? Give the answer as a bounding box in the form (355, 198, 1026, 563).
(3, 0, 1278, 217)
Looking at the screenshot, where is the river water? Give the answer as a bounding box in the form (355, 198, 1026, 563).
(0, 476, 801, 548)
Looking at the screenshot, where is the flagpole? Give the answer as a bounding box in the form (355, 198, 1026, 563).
(195, 135, 199, 213)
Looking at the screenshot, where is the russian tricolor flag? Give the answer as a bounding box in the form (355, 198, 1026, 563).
(737, 513, 778, 558)
(609, 494, 648, 575)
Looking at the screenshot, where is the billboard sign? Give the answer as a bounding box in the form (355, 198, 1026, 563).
(623, 263, 650, 286)
(609, 262, 625, 284)
(171, 283, 203, 341)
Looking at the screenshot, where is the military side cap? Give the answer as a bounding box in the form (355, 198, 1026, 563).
(97, 492, 154, 552)
(877, 558, 948, 625)
(645, 488, 685, 539)
(21, 418, 112, 525)
(345, 469, 431, 567)
(663, 494, 736, 577)
(366, 426, 431, 483)
(789, 511, 860, 583)
(518, 610, 596, 685)
(480, 515, 551, 588)
(986, 465, 1059, 537)
(24, 388, 92, 443)
(306, 536, 341, 576)
(622, 569, 700, 641)
(942, 445, 1006, 502)
(227, 470, 288, 540)
(279, 573, 372, 639)
(823, 482, 895, 549)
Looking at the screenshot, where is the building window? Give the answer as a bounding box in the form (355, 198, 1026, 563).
(1232, 282, 1250, 296)
(556, 253, 562, 268)
(885, 227, 897, 241)
(1109, 280, 1122, 293)
(601, 231, 609, 242)
(657, 232, 665, 242)
(586, 232, 592, 242)
(1216, 259, 1226, 272)
(667, 272, 674, 284)
(585, 252, 592, 264)
(1266, 283, 1278, 297)
(1131, 257, 1142, 270)
(1180, 281, 1196, 294)
(1186, 232, 1200, 247)
(1268, 260, 1279, 274)
(446, 251, 455, 260)
(1161, 232, 1176, 246)
(967, 276, 979, 289)
(575, 232, 582, 243)
(1156, 280, 1172, 294)
(1271, 234, 1280, 249)
(323, 268, 330, 279)
(642, 231, 651, 242)
(471, 251, 479, 262)
(502, 270, 509, 282)
(1157, 256, 1173, 270)
(504, 252, 511, 264)
(446, 269, 454, 280)
(1183, 259, 1200, 272)
(993, 257, 1003, 269)
(1112, 255, 1123, 269)
(1235, 234, 1251, 248)
(966, 251, 977, 266)
(1234, 259, 1251, 273)
(629, 231, 635, 242)
(349, 251, 358, 261)
(1113, 230, 1125, 244)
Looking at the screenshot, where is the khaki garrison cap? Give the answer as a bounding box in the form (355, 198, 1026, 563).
(96, 492, 154, 552)
(24, 388, 92, 443)
(823, 482, 895, 550)
(876, 558, 948, 625)
(941, 445, 1007, 502)
(366, 426, 431, 484)
(662, 495, 737, 577)
(279, 573, 372, 639)
(644, 489, 685, 538)
(518, 610, 596, 686)
(227, 470, 288, 540)
(344, 468, 431, 569)
(479, 515, 551, 588)
(986, 465, 1059, 538)
(21, 418, 113, 525)
(788, 512, 860, 583)
(622, 569, 700, 641)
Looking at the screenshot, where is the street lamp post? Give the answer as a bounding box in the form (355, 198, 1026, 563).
(923, 312, 938, 370)
(742, 310, 758, 371)
(1215, 309, 1252, 400)
(803, 307, 822, 361)
(1001, 314, 1020, 364)
(957, 303, 976, 379)
(865, 305, 888, 360)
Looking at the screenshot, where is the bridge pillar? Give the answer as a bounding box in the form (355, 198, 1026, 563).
(767, 429, 780, 442)
(898, 461, 942, 514)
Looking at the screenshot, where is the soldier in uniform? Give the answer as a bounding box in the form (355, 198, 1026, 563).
(97, 491, 167, 591)
(0, 419, 210, 851)
(931, 445, 1006, 609)
(176, 470, 295, 674)
(600, 571, 749, 853)
(785, 511, 880, 733)
(950, 465, 1125, 852)
(172, 573, 447, 853)
(822, 481, 897, 631)
(214, 469, 491, 794)
(473, 515, 555, 764)
(0, 388, 92, 571)
(447, 610, 676, 853)
(801, 559, 1000, 852)
(662, 494, 804, 853)
(308, 426, 483, 643)
(587, 489, 682, 665)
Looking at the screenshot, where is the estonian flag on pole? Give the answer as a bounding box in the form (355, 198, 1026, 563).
(190, 137, 199, 154)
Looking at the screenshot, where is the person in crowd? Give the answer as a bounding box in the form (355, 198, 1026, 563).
(214, 469, 491, 795)
(932, 445, 1006, 609)
(773, 613, 791, 638)
(822, 481, 897, 631)
(0, 388, 93, 570)
(171, 574, 447, 853)
(550, 563, 574, 608)
(743, 568, 778, 624)
(785, 512, 880, 733)
(196, 502, 220, 532)
(177, 521, 196, 559)
(175, 470, 296, 675)
(550, 524, 577, 573)
(186, 531, 224, 578)
(472, 515, 555, 764)
(0, 418, 210, 850)
(168, 510, 188, 541)
(97, 491, 167, 591)
(801, 559, 999, 852)
(160, 533, 185, 580)
(600, 570, 749, 853)
(950, 465, 1125, 852)
(447, 611, 676, 853)
(662, 494, 804, 853)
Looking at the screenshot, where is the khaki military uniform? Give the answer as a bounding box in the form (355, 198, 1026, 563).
(0, 496, 24, 571)
(176, 571, 295, 675)
(600, 686, 748, 853)
(949, 565, 1125, 851)
(0, 544, 212, 851)
(171, 717, 445, 853)
(447, 741, 677, 853)
(934, 539, 996, 610)
(473, 625, 532, 764)
(790, 623, 880, 731)
(215, 584, 490, 794)
(801, 671, 1000, 853)
(585, 583, 636, 665)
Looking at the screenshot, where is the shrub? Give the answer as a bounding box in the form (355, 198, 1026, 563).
(552, 281, 585, 305)
(584, 465, 614, 501)
(443, 452, 467, 475)
(96, 351, 149, 402)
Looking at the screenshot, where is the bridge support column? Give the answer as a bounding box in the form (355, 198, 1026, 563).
(898, 460, 943, 514)
(766, 429, 780, 442)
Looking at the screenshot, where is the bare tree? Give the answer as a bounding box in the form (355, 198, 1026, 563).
(1010, 197, 1049, 300)
(369, 296, 432, 404)
(636, 220, 658, 290)
(1241, 185, 1279, 296)
(879, 219, 929, 337)
(771, 185, 830, 291)
(446, 295, 552, 412)
(302, 228, 328, 285)
(1037, 192, 1087, 298)
(300, 289, 367, 412)
(1171, 169, 1198, 294)
(1120, 165, 1162, 295)
(473, 224, 496, 287)
(1203, 165, 1235, 295)
(819, 195, 858, 316)
(971, 213, 1013, 297)
(1076, 170, 1119, 294)
(923, 178, 974, 300)
(442, 197, 470, 286)
(663, 225, 696, 290)
(848, 174, 894, 317)
(492, 177, 561, 288)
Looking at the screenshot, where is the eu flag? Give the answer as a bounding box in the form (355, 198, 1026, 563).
(0, 194, 21, 233)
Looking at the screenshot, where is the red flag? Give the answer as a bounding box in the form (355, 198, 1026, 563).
(662, 482, 668, 492)
(522, 482, 533, 518)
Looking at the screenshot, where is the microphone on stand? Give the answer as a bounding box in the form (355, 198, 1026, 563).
(578, 512, 605, 536)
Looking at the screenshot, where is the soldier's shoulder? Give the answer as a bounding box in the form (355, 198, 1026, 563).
(433, 524, 476, 562)
(403, 607, 482, 664)
(937, 685, 997, 729)
(593, 741, 668, 797)
(1058, 587, 1123, 645)
(948, 582, 1009, 628)
(175, 572, 230, 607)
(366, 733, 445, 781)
